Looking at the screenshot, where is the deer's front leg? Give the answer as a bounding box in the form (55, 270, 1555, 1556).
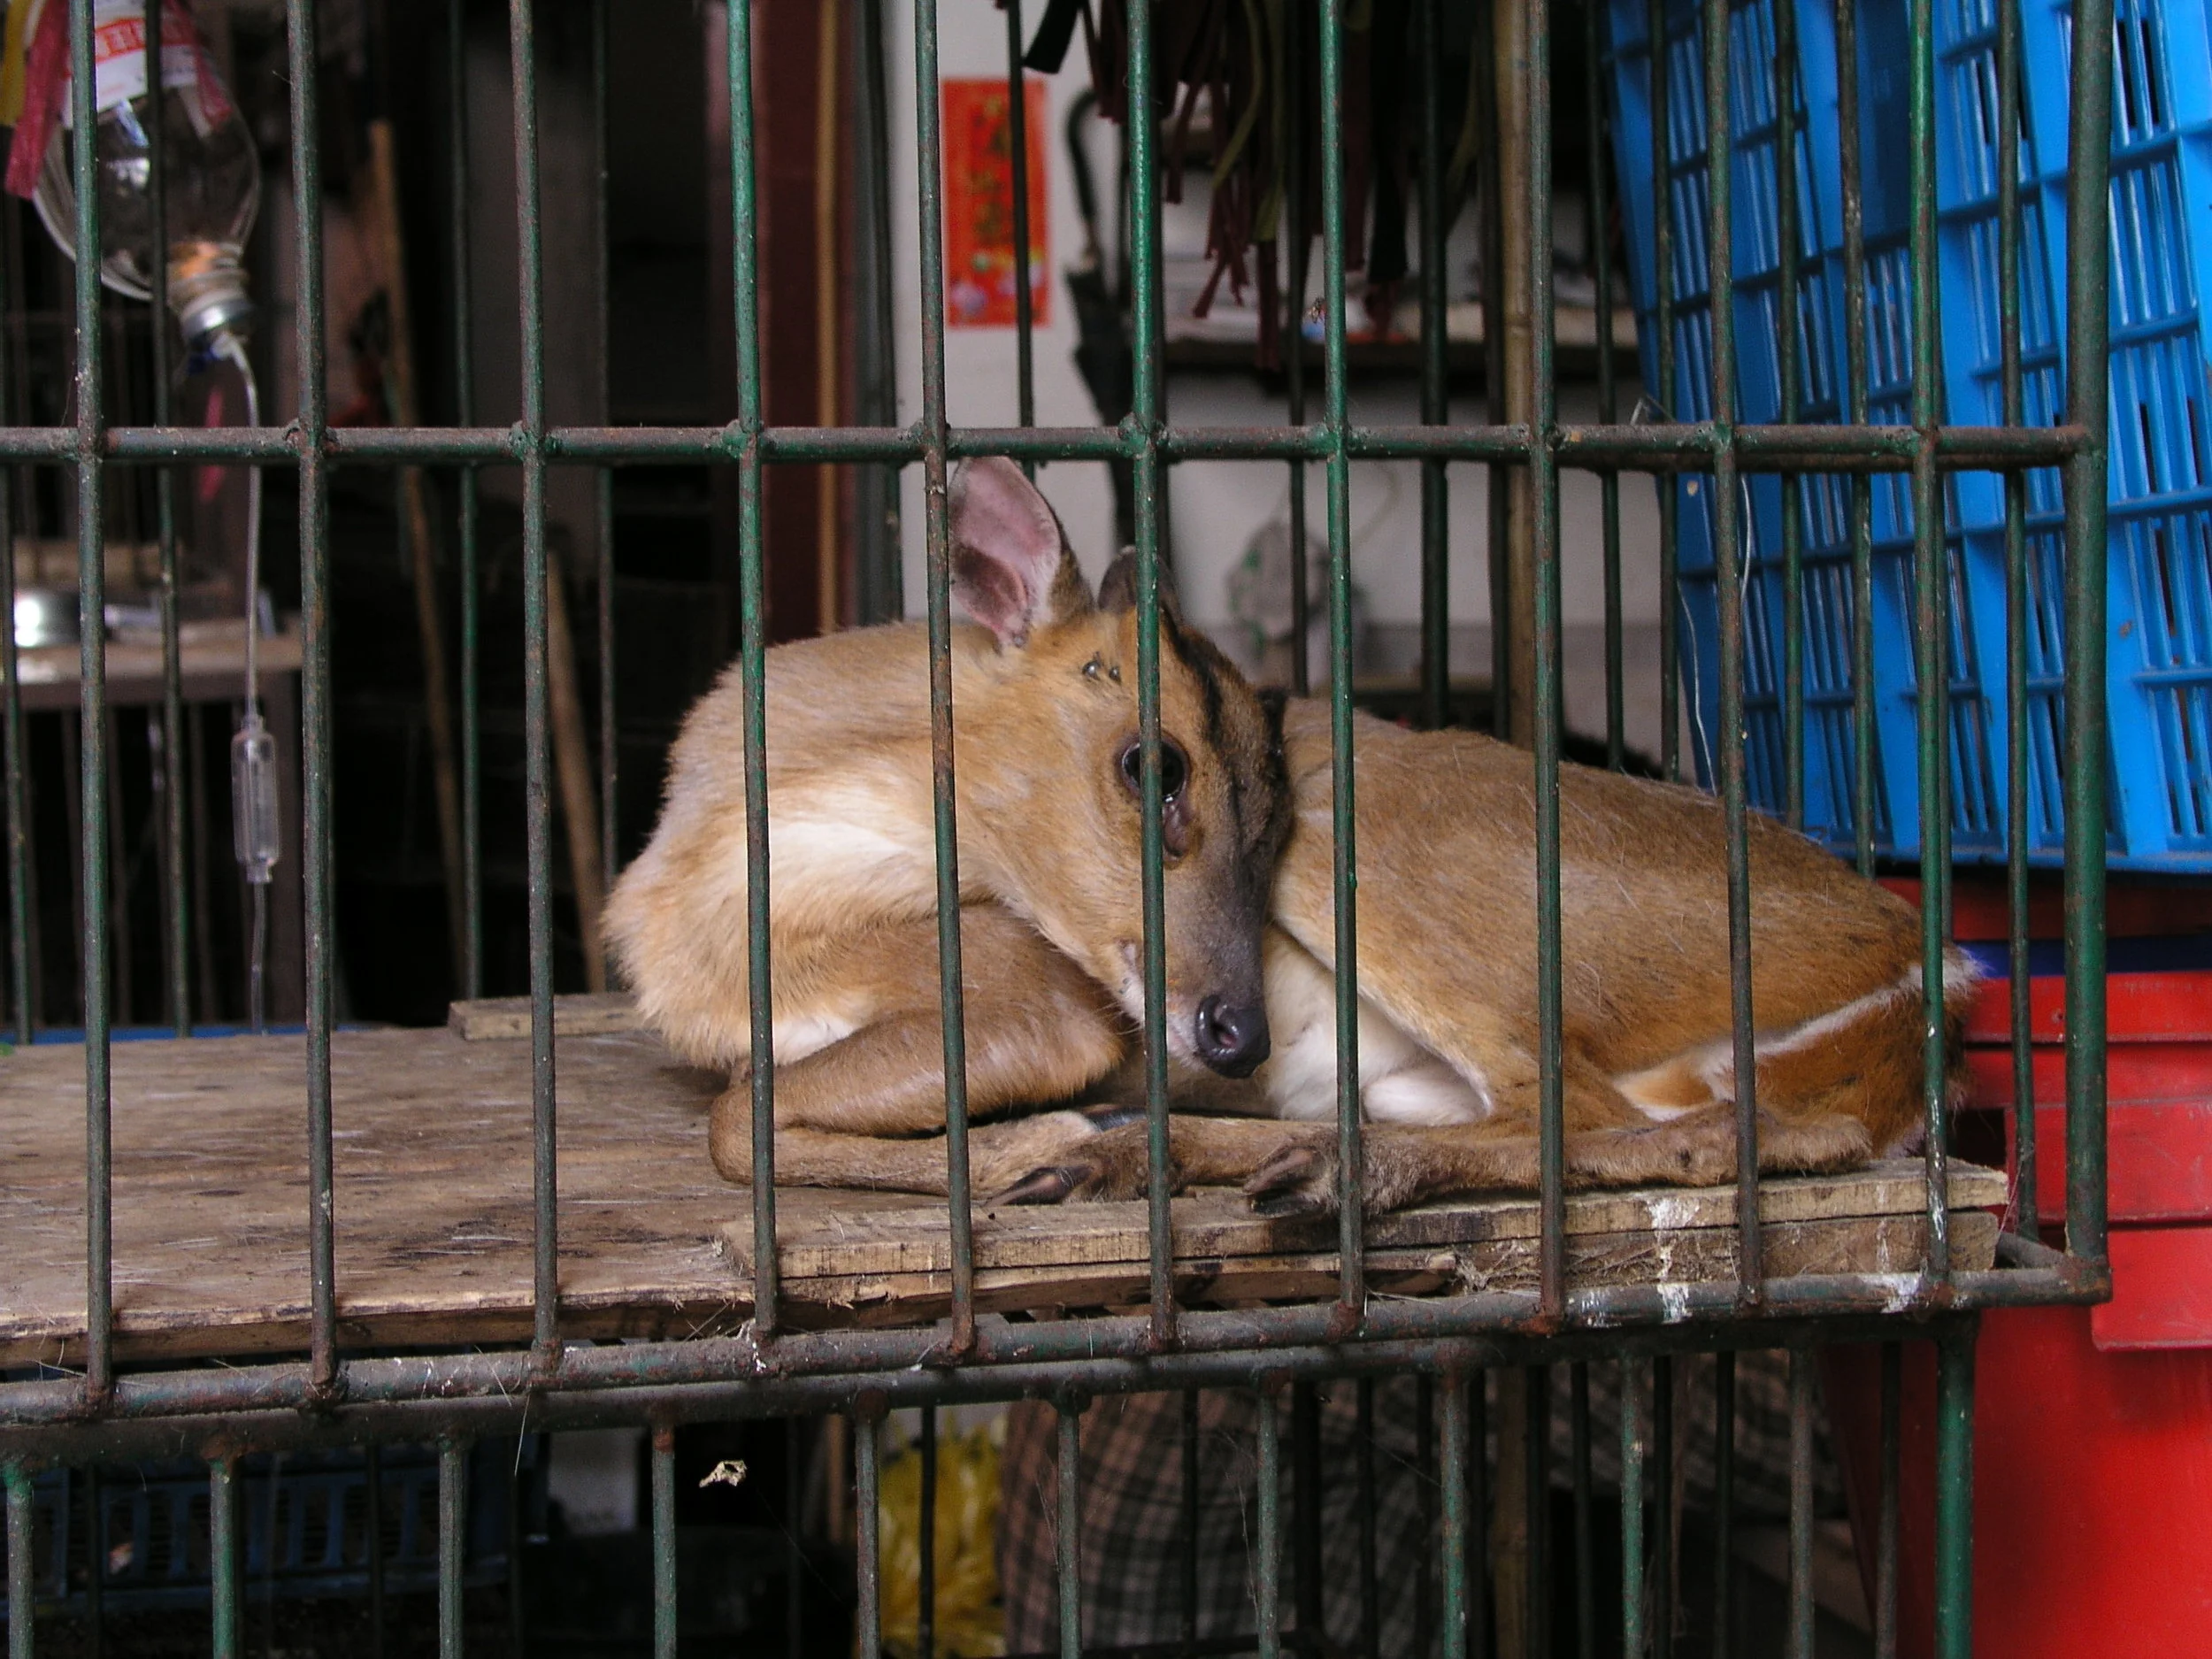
(708, 903, 1129, 1191)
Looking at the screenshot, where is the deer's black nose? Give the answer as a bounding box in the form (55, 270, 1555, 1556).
(1194, 996, 1270, 1078)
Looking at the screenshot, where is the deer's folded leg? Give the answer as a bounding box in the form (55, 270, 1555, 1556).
(709, 903, 1129, 1188)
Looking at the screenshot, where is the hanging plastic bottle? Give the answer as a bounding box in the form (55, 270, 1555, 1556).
(7, 0, 260, 349)
(7, 0, 276, 1026)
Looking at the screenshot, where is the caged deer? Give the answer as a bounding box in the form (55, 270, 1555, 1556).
(605, 457, 1975, 1216)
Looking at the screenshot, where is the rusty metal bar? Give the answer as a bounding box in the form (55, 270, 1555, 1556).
(1125, 0, 1178, 1351)
(653, 1424, 678, 1658)
(911, 0, 977, 1352)
(1703, 0, 1764, 1302)
(72, 0, 115, 1410)
(439, 1438, 467, 1659)
(1532, 0, 1568, 1325)
(729, 0, 781, 1338)
(1057, 1397, 1083, 1658)
(1317, 0, 1366, 1330)
(511, 0, 561, 1371)
(4, 1462, 31, 1659)
(288, 0, 341, 1407)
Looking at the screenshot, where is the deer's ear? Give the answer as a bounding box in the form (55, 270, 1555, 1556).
(949, 457, 1092, 648)
(1097, 547, 1184, 620)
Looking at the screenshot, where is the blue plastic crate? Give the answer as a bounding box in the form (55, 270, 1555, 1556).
(0, 1443, 520, 1619)
(1601, 0, 2212, 871)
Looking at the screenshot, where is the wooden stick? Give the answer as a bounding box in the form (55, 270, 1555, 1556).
(367, 120, 468, 987)
(546, 545, 607, 988)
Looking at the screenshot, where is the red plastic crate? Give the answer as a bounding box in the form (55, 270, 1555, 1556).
(1825, 1314, 2212, 1659)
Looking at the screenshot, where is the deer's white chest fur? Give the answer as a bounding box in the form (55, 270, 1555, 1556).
(1254, 929, 1492, 1125)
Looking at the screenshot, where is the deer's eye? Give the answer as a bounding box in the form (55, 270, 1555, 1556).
(1118, 737, 1189, 803)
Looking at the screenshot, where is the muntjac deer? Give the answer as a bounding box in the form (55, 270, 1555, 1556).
(606, 458, 1973, 1214)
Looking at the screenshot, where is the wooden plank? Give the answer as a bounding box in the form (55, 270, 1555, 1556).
(753, 1212, 2001, 1332)
(447, 991, 645, 1040)
(0, 1028, 2011, 1366)
(721, 1161, 2008, 1281)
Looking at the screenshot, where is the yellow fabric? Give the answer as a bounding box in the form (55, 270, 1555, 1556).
(0, 0, 50, 128)
(872, 1423, 1005, 1659)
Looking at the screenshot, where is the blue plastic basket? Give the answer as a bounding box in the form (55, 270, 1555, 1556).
(1, 1444, 519, 1619)
(1601, 0, 2212, 871)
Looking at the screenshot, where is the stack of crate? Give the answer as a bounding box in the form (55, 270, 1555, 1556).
(1826, 873, 2212, 1656)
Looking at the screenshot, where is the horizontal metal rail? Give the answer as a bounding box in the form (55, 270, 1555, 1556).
(0, 420, 2093, 469)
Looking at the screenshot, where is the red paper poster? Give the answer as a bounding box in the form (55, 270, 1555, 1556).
(941, 76, 1048, 329)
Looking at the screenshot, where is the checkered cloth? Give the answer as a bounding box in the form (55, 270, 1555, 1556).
(996, 1353, 1847, 1657)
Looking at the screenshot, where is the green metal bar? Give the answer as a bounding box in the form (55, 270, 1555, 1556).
(83, 1464, 102, 1651)
(1997, 0, 2035, 1238)
(1908, 0, 1952, 1286)
(365, 1443, 386, 1656)
(511, 0, 562, 1366)
(854, 0, 902, 623)
(1711, 1349, 1735, 1659)
(1588, 0, 1624, 770)
(1439, 1371, 1469, 1659)
(1255, 1386, 1282, 1659)
(1618, 1358, 1645, 1659)
(73, 0, 114, 1409)
(724, 0, 780, 1337)
(1532, 0, 1568, 1317)
(1005, 0, 1035, 434)
(1056, 1399, 1083, 1659)
(1357, 1379, 1379, 1659)
(1525, 1364, 1552, 1659)
(1417, 0, 1448, 731)
(1787, 1349, 1815, 1659)
(0, 419, 2092, 468)
(1466, 1369, 1486, 1659)
(911, 0, 975, 1350)
(856, 1408, 883, 1659)
(1932, 1325, 1977, 1659)
(1317, 0, 1365, 1324)
(1875, 1343, 1900, 1658)
(1773, 0, 1805, 830)
(1648, 0, 1678, 781)
(653, 1425, 678, 1659)
(1126, 0, 1177, 1346)
(785, 1417, 804, 1659)
(1284, 1, 1311, 698)
(1704, 0, 1763, 1297)
(438, 1438, 467, 1659)
(918, 1405, 938, 1659)
(595, 0, 618, 902)
(1415, 1375, 1434, 1653)
(287, 0, 338, 1394)
(144, 0, 188, 1035)
(1652, 1353, 1673, 1659)
(1179, 1390, 1200, 1652)
(451, 0, 484, 1001)
(2063, 0, 2113, 1265)
(210, 1456, 240, 1659)
(1292, 1383, 1322, 1647)
(0, 196, 27, 1043)
(1834, 0, 1876, 872)
(4, 1462, 30, 1659)
(1479, 4, 1507, 741)
(1571, 1363, 1595, 1659)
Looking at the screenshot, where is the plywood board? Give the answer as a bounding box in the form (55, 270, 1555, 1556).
(0, 1028, 2006, 1364)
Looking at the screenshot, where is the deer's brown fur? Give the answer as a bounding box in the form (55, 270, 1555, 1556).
(609, 459, 1973, 1214)
(604, 457, 1291, 1193)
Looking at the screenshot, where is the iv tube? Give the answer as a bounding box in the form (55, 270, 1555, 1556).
(220, 333, 276, 1033)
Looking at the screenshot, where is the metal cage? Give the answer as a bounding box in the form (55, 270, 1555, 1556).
(1, 0, 2116, 1654)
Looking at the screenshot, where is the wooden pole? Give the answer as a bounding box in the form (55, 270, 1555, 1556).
(366, 119, 468, 987)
